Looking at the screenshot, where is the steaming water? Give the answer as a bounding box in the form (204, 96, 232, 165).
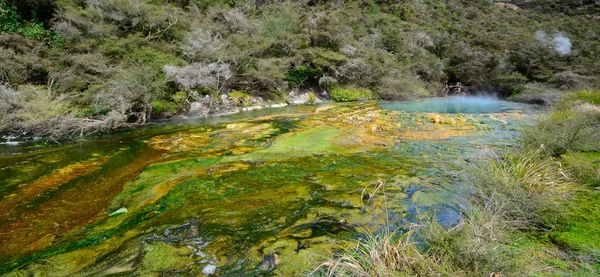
(379, 97, 527, 113)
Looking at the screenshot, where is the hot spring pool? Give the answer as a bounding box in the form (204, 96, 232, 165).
(379, 97, 528, 113)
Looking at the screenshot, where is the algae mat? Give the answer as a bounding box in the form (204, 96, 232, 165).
(0, 103, 532, 276)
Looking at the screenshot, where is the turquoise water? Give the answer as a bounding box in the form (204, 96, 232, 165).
(379, 97, 529, 113)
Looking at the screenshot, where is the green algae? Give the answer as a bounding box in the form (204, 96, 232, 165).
(0, 102, 539, 276)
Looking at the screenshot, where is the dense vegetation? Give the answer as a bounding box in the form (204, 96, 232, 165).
(0, 0, 599, 137)
(313, 89, 600, 276)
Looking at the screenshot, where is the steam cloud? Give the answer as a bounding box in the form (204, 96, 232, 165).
(535, 30, 572, 55)
(553, 35, 572, 54)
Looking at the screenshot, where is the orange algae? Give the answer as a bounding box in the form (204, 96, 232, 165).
(0, 149, 164, 258)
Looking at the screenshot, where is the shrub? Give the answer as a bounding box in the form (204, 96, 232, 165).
(227, 90, 253, 106)
(318, 76, 338, 89)
(50, 53, 114, 93)
(376, 75, 430, 100)
(163, 61, 232, 91)
(16, 86, 70, 130)
(329, 87, 374, 102)
(94, 66, 158, 124)
(180, 28, 223, 60)
(521, 109, 599, 157)
(0, 46, 48, 86)
(0, 2, 60, 42)
(0, 84, 19, 132)
(260, 2, 299, 40)
(335, 58, 377, 88)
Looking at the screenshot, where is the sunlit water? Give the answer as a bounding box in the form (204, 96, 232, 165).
(379, 97, 528, 113)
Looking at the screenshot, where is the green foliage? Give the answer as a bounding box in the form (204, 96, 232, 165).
(0, 2, 60, 42)
(285, 66, 324, 88)
(228, 90, 253, 106)
(2, 0, 600, 136)
(329, 87, 374, 102)
(151, 100, 178, 115)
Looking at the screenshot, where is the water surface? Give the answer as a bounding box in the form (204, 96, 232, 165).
(379, 97, 528, 113)
(0, 102, 532, 276)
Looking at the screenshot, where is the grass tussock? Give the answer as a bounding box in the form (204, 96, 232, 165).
(471, 147, 569, 230)
(311, 228, 450, 277)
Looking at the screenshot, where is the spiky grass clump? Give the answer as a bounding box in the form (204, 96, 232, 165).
(471, 147, 569, 230)
(311, 228, 452, 277)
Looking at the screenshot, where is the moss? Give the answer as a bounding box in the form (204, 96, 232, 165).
(550, 189, 600, 254)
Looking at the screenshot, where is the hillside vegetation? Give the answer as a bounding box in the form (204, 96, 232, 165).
(0, 0, 599, 137)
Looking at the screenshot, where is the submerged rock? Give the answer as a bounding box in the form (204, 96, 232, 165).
(202, 264, 217, 275)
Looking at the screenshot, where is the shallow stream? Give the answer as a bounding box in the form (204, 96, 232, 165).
(0, 99, 532, 276)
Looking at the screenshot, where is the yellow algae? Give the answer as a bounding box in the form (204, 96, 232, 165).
(315, 105, 335, 113)
(146, 132, 210, 151)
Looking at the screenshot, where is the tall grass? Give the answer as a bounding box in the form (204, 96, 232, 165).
(521, 109, 598, 157)
(471, 148, 569, 230)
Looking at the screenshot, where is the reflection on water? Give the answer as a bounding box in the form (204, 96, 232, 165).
(379, 97, 528, 113)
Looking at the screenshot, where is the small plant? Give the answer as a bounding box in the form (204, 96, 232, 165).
(329, 87, 374, 102)
(307, 92, 317, 105)
(228, 91, 253, 106)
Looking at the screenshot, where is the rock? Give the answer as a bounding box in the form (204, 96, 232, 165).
(202, 264, 217, 275)
(108, 207, 128, 217)
(189, 101, 210, 118)
(259, 254, 279, 271)
(288, 90, 324, 105)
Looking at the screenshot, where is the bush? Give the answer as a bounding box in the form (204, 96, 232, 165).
(334, 58, 377, 88)
(94, 66, 158, 124)
(521, 109, 599, 157)
(163, 61, 232, 91)
(0, 2, 54, 40)
(376, 75, 430, 100)
(471, 148, 568, 230)
(329, 87, 374, 102)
